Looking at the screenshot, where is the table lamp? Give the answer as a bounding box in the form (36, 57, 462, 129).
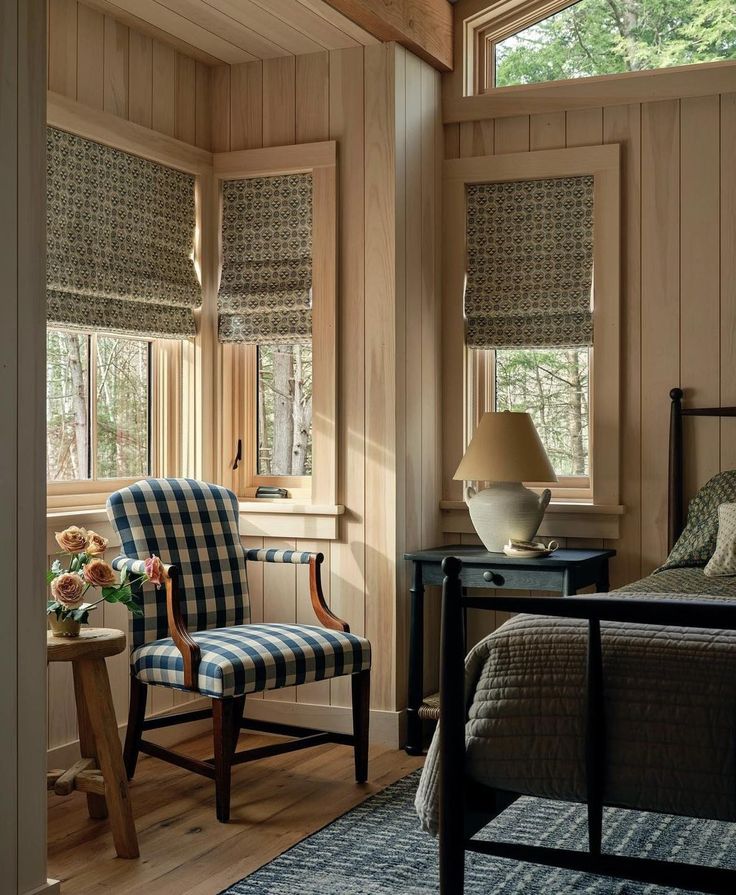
(454, 411, 557, 553)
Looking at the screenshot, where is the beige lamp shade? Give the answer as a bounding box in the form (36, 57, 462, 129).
(454, 411, 557, 484)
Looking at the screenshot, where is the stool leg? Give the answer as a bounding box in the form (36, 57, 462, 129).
(73, 663, 107, 819)
(76, 657, 139, 859)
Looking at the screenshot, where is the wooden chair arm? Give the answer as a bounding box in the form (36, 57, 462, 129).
(165, 566, 201, 691)
(309, 555, 350, 633)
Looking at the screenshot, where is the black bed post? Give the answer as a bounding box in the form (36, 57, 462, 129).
(668, 388, 684, 553)
(439, 555, 466, 894)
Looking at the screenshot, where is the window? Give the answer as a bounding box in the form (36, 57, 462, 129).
(215, 142, 337, 506)
(481, 0, 736, 90)
(473, 347, 591, 489)
(257, 344, 313, 477)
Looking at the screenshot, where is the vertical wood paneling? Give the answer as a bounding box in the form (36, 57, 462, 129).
(494, 114, 530, 153)
(211, 64, 231, 152)
(48, 0, 77, 98)
(175, 53, 196, 145)
(230, 61, 262, 151)
(263, 56, 295, 147)
(640, 100, 680, 573)
(103, 16, 129, 119)
(195, 62, 211, 150)
(76, 3, 103, 110)
(329, 46, 366, 708)
(680, 95, 720, 502)
(603, 103, 642, 587)
(566, 107, 603, 146)
(296, 52, 329, 143)
(530, 112, 565, 150)
(722, 95, 736, 470)
(152, 40, 177, 137)
(128, 30, 153, 129)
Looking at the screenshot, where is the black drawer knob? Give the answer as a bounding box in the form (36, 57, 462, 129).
(483, 570, 503, 585)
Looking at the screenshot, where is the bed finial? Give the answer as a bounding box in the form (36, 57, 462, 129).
(670, 387, 683, 401)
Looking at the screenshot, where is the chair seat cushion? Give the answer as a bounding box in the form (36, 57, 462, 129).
(131, 623, 371, 699)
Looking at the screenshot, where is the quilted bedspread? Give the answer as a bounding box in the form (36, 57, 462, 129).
(415, 568, 736, 836)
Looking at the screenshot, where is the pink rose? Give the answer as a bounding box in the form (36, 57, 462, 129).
(55, 526, 88, 554)
(83, 559, 117, 588)
(51, 573, 84, 607)
(145, 555, 168, 587)
(85, 530, 109, 556)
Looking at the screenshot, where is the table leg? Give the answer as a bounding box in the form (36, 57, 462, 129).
(596, 562, 610, 593)
(76, 657, 139, 859)
(406, 562, 425, 756)
(72, 664, 107, 820)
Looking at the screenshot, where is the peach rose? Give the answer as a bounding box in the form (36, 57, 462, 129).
(83, 559, 117, 588)
(144, 554, 168, 587)
(85, 530, 109, 556)
(55, 526, 88, 554)
(51, 573, 84, 607)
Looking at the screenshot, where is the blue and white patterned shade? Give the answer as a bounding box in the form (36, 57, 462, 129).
(218, 173, 313, 345)
(46, 127, 201, 339)
(465, 175, 594, 350)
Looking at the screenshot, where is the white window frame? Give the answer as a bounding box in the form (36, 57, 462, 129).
(213, 142, 338, 507)
(444, 143, 620, 509)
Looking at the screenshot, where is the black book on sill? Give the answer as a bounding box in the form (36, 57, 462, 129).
(255, 486, 288, 499)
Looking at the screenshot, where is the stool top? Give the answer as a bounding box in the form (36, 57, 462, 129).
(47, 627, 126, 662)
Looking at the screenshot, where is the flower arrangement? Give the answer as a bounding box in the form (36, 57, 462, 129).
(47, 526, 167, 633)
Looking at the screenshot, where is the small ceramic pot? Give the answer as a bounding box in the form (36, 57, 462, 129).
(48, 616, 82, 637)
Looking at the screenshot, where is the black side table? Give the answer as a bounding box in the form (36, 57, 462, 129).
(403, 543, 616, 755)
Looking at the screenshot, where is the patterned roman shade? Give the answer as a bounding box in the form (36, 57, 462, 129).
(47, 127, 201, 340)
(218, 173, 312, 344)
(464, 175, 594, 350)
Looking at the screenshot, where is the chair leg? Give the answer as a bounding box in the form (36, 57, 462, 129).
(213, 697, 240, 823)
(351, 669, 370, 783)
(123, 673, 147, 781)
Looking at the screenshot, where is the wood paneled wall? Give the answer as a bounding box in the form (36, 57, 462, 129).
(48, 0, 211, 148)
(44, 18, 442, 754)
(443, 88, 736, 592)
(210, 44, 443, 718)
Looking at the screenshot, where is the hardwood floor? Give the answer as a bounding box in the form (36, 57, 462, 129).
(48, 730, 424, 894)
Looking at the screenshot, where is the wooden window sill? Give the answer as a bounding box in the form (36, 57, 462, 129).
(47, 502, 345, 544)
(439, 500, 624, 540)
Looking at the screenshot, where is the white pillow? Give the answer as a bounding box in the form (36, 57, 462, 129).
(704, 503, 736, 578)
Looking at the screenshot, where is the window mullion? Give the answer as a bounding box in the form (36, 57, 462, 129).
(89, 332, 97, 481)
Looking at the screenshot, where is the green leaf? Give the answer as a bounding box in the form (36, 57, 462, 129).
(46, 570, 58, 584)
(71, 608, 90, 623)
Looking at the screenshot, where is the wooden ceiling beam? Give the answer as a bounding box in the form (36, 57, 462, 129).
(320, 0, 454, 71)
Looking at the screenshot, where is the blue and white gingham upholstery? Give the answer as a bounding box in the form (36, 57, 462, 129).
(107, 478, 371, 699)
(107, 479, 251, 649)
(131, 623, 371, 698)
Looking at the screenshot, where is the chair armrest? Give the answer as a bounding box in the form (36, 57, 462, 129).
(245, 548, 350, 632)
(112, 555, 201, 691)
(165, 567, 201, 691)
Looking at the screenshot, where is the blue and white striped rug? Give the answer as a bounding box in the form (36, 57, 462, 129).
(221, 770, 736, 894)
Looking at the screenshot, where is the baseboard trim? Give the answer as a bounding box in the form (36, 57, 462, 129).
(47, 698, 405, 768)
(23, 880, 61, 895)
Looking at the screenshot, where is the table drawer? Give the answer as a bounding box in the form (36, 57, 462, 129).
(460, 566, 565, 591)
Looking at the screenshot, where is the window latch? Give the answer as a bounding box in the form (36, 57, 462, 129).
(232, 438, 242, 470)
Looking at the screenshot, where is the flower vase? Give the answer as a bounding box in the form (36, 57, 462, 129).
(48, 616, 82, 637)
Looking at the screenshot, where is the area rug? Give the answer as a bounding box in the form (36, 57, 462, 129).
(221, 770, 736, 894)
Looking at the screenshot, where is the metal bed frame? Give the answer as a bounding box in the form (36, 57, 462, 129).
(438, 388, 736, 894)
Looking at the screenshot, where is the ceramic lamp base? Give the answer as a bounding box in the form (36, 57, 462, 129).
(467, 482, 551, 553)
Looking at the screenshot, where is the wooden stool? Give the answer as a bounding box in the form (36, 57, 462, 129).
(47, 628, 139, 859)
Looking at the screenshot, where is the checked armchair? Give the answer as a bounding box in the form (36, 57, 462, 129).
(106, 478, 371, 822)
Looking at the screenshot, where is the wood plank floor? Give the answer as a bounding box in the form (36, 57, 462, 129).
(48, 730, 424, 894)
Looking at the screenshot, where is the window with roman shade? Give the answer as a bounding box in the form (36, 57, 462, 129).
(464, 175, 594, 350)
(217, 173, 313, 345)
(46, 127, 201, 340)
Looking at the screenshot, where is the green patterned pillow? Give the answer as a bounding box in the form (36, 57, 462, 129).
(659, 470, 736, 571)
(704, 503, 736, 577)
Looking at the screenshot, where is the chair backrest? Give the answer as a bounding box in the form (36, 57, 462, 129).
(107, 478, 250, 648)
